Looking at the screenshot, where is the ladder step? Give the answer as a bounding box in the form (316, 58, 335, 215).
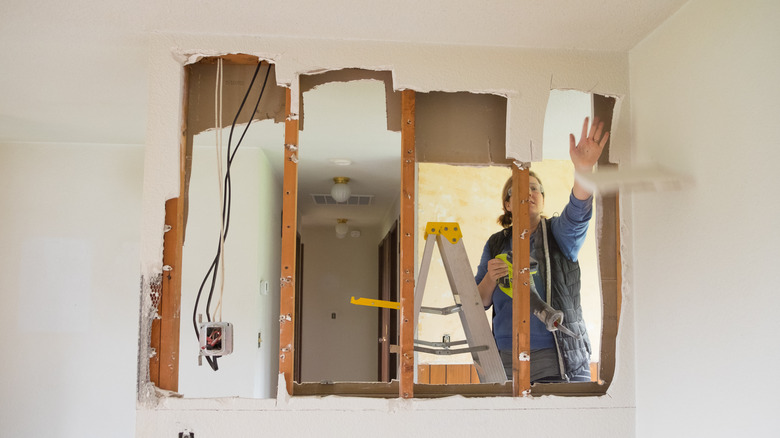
(419, 304, 461, 315)
(414, 345, 489, 356)
(414, 339, 469, 348)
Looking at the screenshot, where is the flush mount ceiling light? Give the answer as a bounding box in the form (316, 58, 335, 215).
(329, 158, 352, 166)
(331, 177, 351, 203)
(335, 218, 349, 239)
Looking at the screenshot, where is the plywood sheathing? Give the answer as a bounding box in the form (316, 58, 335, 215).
(416, 92, 510, 165)
(299, 69, 401, 132)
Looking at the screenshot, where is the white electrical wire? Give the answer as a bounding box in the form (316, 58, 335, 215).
(213, 58, 226, 322)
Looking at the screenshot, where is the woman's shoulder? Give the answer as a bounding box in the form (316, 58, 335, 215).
(486, 227, 511, 257)
(488, 227, 511, 241)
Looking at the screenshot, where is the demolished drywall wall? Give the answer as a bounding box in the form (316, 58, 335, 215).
(138, 33, 634, 435)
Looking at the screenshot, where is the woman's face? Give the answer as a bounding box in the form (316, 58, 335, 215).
(505, 176, 544, 219)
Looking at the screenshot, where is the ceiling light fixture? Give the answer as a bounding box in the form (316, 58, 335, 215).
(331, 177, 351, 203)
(335, 218, 349, 239)
(329, 158, 353, 166)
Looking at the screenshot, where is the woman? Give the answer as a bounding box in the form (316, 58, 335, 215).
(475, 117, 609, 382)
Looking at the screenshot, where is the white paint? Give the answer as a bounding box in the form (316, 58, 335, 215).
(542, 90, 592, 160)
(13, 0, 780, 436)
(18, 237, 91, 332)
(0, 143, 142, 437)
(299, 225, 380, 382)
(177, 138, 282, 399)
(629, 0, 780, 436)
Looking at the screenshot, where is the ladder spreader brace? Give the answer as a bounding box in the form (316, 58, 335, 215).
(413, 222, 506, 383)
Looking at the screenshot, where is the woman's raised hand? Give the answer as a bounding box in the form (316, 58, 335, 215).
(569, 116, 609, 172)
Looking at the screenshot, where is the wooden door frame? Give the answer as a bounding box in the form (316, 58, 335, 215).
(377, 221, 399, 382)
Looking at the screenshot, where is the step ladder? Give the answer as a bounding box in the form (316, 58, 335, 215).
(414, 222, 506, 383)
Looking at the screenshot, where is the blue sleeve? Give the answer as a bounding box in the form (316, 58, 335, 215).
(475, 241, 491, 284)
(550, 192, 593, 261)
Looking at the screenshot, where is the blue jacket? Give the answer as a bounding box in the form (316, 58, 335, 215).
(475, 193, 593, 377)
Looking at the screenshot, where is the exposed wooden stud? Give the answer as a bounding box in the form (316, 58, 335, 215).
(399, 90, 416, 398)
(615, 195, 622, 326)
(158, 197, 184, 391)
(593, 93, 619, 388)
(279, 87, 299, 395)
(511, 166, 531, 396)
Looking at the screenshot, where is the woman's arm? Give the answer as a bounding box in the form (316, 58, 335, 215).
(477, 258, 508, 307)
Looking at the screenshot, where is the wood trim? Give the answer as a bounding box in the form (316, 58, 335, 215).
(417, 363, 597, 385)
(417, 365, 431, 384)
(511, 166, 531, 396)
(430, 365, 447, 384)
(447, 364, 471, 384)
(471, 364, 481, 383)
(399, 90, 416, 398)
(279, 88, 299, 395)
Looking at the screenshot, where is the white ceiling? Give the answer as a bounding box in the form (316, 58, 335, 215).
(0, 0, 687, 146)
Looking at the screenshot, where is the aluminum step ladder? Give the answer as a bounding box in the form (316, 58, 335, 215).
(414, 222, 505, 383)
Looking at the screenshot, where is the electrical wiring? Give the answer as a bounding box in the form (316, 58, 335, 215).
(192, 60, 271, 371)
(214, 58, 227, 324)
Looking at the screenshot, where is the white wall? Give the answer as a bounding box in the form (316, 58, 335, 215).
(300, 225, 380, 382)
(178, 138, 282, 399)
(138, 35, 637, 437)
(629, 0, 780, 435)
(0, 143, 142, 438)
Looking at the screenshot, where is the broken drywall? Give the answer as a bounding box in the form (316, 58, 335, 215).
(299, 68, 401, 132)
(139, 33, 634, 413)
(142, 35, 630, 276)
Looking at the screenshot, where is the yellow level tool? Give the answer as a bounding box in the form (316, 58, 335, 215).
(350, 296, 400, 310)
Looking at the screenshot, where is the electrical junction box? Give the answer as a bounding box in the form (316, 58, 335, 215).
(198, 321, 233, 356)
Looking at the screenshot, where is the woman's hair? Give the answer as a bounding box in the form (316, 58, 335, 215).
(497, 171, 543, 228)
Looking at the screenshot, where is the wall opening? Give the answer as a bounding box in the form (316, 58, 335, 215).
(144, 55, 621, 401)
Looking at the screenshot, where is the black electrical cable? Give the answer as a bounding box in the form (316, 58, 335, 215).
(192, 61, 270, 371)
(204, 63, 270, 325)
(194, 62, 268, 370)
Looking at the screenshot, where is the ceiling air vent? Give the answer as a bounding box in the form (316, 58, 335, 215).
(311, 194, 374, 206)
